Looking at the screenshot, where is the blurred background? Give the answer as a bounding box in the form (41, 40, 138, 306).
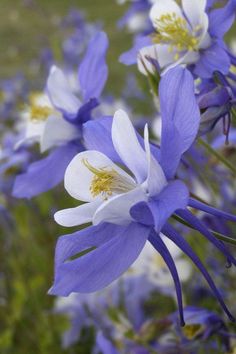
(0, 1, 129, 353)
(0, 1, 236, 353)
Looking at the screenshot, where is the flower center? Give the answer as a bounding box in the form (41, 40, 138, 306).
(29, 93, 53, 122)
(30, 105, 53, 122)
(183, 324, 203, 339)
(82, 159, 135, 200)
(152, 12, 200, 59)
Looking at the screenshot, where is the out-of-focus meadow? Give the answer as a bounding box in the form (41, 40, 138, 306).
(0, 0, 130, 91)
(1, 1, 236, 354)
(0, 1, 130, 353)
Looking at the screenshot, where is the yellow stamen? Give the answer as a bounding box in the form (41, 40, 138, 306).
(30, 105, 53, 122)
(82, 159, 135, 200)
(183, 324, 203, 339)
(152, 12, 200, 56)
(28, 93, 53, 122)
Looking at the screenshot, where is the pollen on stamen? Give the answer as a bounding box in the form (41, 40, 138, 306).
(152, 12, 201, 54)
(30, 105, 53, 122)
(29, 93, 53, 122)
(82, 158, 136, 200)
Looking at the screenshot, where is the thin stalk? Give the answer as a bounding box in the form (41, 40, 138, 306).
(198, 138, 236, 177)
(172, 214, 236, 247)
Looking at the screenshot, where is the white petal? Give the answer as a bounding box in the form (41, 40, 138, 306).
(142, 125, 167, 197)
(64, 150, 135, 202)
(199, 28, 211, 50)
(25, 120, 45, 140)
(112, 110, 147, 183)
(93, 187, 147, 226)
(40, 115, 79, 152)
(15, 119, 45, 149)
(160, 46, 199, 74)
(137, 45, 158, 76)
(180, 50, 200, 65)
(54, 201, 101, 227)
(150, 0, 183, 26)
(155, 44, 180, 70)
(47, 65, 81, 115)
(182, 0, 207, 29)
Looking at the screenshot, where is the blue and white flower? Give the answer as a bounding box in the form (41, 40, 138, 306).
(121, 0, 236, 78)
(13, 31, 108, 198)
(50, 67, 236, 324)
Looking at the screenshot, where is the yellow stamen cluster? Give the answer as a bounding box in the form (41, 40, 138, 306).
(183, 324, 202, 339)
(152, 13, 200, 59)
(82, 159, 134, 200)
(29, 93, 53, 122)
(30, 105, 53, 122)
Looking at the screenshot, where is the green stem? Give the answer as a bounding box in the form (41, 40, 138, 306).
(231, 107, 236, 123)
(198, 138, 236, 176)
(172, 214, 236, 247)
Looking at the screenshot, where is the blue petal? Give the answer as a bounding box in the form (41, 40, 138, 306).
(78, 31, 108, 102)
(149, 230, 185, 326)
(83, 116, 160, 164)
(208, 0, 236, 38)
(198, 87, 231, 109)
(177, 209, 236, 267)
(96, 332, 119, 354)
(12, 143, 80, 198)
(83, 116, 123, 164)
(147, 180, 189, 232)
(131, 181, 189, 230)
(49, 222, 150, 296)
(189, 198, 236, 223)
(193, 43, 231, 79)
(119, 35, 152, 65)
(63, 98, 99, 126)
(159, 67, 200, 179)
(130, 201, 154, 226)
(163, 223, 235, 321)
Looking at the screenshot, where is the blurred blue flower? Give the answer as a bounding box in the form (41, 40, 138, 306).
(12, 31, 108, 198)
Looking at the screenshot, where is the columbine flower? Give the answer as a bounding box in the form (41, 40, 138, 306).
(16, 89, 79, 153)
(197, 72, 236, 140)
(12, 31, 108, 198)
(50, 67, 236, 325)
(121, 0, 236, 78)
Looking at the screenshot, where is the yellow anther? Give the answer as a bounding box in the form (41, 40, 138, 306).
(82, 159, 135, 200)
(174, 53, 180, 61)
(30, 105, 53, 121)
(152, 12, 200, 54)
(183, 324, 203, 339)
(28, 92, 53, 122)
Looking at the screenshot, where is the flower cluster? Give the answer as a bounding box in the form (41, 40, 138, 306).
(1, 2, 236, 353)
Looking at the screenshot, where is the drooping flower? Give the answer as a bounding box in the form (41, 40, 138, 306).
(196, 72, 236, 139)
(12, 31, 108, 198)
(50, 67, 236, 324)
(121, 0, 236, 78)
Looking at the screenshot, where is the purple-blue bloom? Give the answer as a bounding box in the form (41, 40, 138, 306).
(12, 31, 108, 199)
(50, 66, 236, 325)
(120, 0, 236, 79)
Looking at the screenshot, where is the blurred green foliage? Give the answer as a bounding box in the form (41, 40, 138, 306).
(0, 0, 131, 95)
(0, 1, 130, 352)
